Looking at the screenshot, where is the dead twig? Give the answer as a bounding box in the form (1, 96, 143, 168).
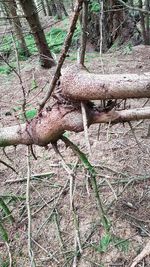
(0, 159, 18, 174)
(130, 240, 150, 267)
(35, 179, 69, 235)
(4, 172, 54, 184)
(54, 209, 68, 263)
(52, 142, 75, 210)
(6, 242, 12, 267)
(26, 146, 36, 267)
(39, 0, 84, 111)
(81, 102, 92, 155)
(72, 205, 83, 254)
(118, 0, 150, 14)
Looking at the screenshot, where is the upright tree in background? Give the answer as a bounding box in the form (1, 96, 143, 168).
(19, 0, 55, 68)
(138, 0, 150, 45)
(71, 0, 74, 11)
(49, 0, 57, 16)
(88, 0, 143, 52)
(145, 0, 150, 44)
(44, 0, 52, 16)
(3, 0, 30, 57)
(50, 0, 68, 19)
(59, 0, 68, 17)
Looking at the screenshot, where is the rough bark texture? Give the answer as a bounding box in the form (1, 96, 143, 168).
(5, 0, 30, 57)
(1, 104, 150, 147)
(44, 0, 52, 16)
(0, 67, 150, 147)
(19, 0, 55, 68)
(60, 66, 150, 100)
(87, 0, 142, 52)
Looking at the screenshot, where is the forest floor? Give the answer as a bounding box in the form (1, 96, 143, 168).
(0, 44, 150, 267)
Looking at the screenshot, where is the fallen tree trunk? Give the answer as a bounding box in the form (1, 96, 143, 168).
(1, 105, 150, 147)
(0, 66, 150, 147)
(61, 66, 150, 100)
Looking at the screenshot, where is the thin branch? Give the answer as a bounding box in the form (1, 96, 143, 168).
(72, 205, 83, 254)
(99, 0, 103, 57)
(52, 143, 75, 210)
(79, 0, 88, 65)
(35, 179, 69, 235)
(0, 159, 18, 174)
(54, 209, 68, 263)
(130, 240, 150, 267)
(81, 102, 92, 155)
(79, 1, 91, 156)
(6, 242, 12, 267)
(26, 146, 36, 267)
(31, 237, 59, 263)
(117, 0, 150, 14)
(39, 0, 84, 111)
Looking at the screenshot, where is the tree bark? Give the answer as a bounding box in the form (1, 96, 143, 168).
(44, 0, 52, 16)
(55, 0, 63, 19)
(1, 67, 150, 147)
(139, 0, 147, 45)
(19, 0, 55, 68)
(50, 0, 57, 16)
(5, 0, 30, 57)
(1, 105, 150, 147)
(79, 0, 88, 65)
(60, 66, 150, 100)
(145, 0, 150, 45)
(60, 1, 68, 17)
(35, 0, 46, 16)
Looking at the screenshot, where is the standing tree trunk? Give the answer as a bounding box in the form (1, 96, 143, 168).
(19, 0, 55, 68)
(60, 1, 68, 17)
(145, 0, 150, 44)
(88, 0, 141, 52)
(54, 0, 68, 19)
(55, 0, 63, 19)
(71, 0, 74, 11)
(79, 0, 88, 65)
(44, 0, 52, 16)
(5, 0, 30, 57)
(139, 0, 148, 44)
(50, 0, 57, 16)
(35, 0, 47, 16)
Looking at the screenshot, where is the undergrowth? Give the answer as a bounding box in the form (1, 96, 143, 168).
(0, 18, 81, 74)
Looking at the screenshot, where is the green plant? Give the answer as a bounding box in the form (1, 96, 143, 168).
(0, 197, 14, 223)
(25, 34, 38, 54)
(31, 79, 38, 91)
(113, 236, 130, 253)
(61, 135, 111, 232)
(0, 66, 13, 75)
(90, 1, 101, 13)
(46, 27, 67, 53)
(13, 106, 37, 121)
(0, 257, 9, 267)
(95, 233, 112, 253)
(122, 42, 133, 55)
(93, 234, 130, 254)
(0, 35, 12, 55)
(0, 222, 9, 242)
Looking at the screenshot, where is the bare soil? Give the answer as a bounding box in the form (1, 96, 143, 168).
(0, 45, 150, 267)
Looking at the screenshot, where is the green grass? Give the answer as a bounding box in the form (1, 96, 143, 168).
(93, 234, 130, 254)
(90, 0, 101, 13)
(0, 65, 13, 75)
(0, 18, 81, 74)
(0, 257, 9, 267)
(13, 106, 37, 121)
